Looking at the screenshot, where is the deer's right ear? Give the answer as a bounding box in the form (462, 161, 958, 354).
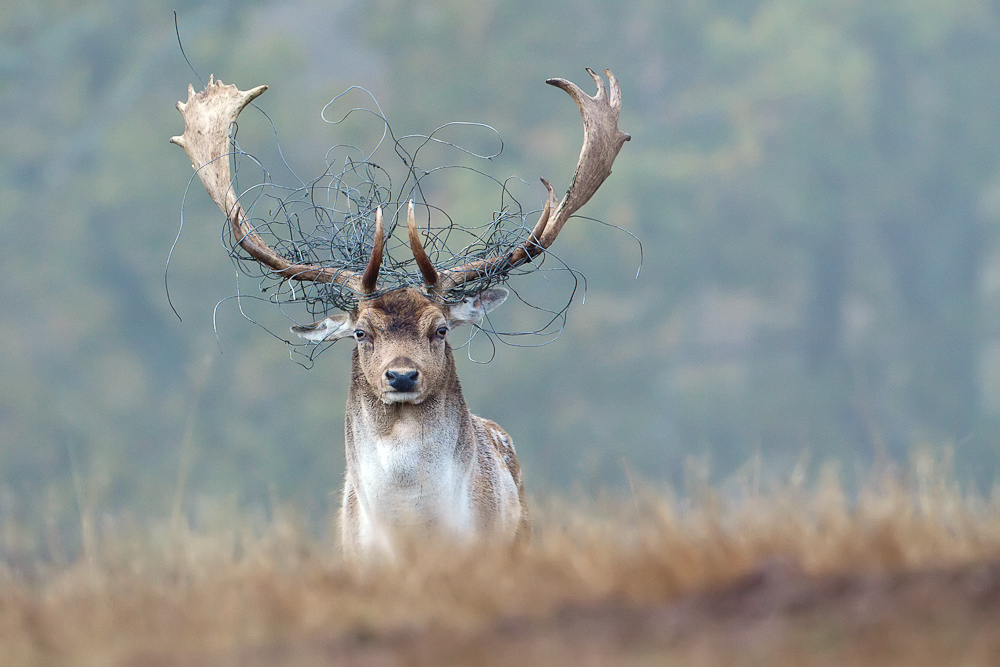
(291, 314, 354, 343)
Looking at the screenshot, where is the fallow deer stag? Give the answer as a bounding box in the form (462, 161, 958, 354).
(170, 69, 629, 560)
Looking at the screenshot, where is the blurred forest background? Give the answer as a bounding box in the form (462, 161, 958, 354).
(4, 0, 1000, 540)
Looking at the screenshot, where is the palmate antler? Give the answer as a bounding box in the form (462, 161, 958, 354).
(171, 70, 628, 302)
(426, 68, 631, 292)
(169, 76, 384, 294)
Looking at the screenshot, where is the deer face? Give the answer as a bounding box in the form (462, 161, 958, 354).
(293, 288, 508, 404)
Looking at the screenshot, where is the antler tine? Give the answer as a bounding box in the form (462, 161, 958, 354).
(585, 66, 607, 101)
(437, 69, 629, 292)
(606, 69, 622, 112)
(360, 206, 385, 294)
(170, 76, 369, 293)
(407, 201, 440, 287)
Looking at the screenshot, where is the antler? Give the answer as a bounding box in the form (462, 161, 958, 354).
(407, 201, 440, 287)
(173, 72, 626, 299)
(433, 69, 630, 292)
(170, 76, 382, 295)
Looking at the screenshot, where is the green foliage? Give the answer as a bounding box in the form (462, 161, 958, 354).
(2, 0, 1000, 536)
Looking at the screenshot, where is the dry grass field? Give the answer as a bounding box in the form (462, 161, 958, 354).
(3, 460, 1000, 666)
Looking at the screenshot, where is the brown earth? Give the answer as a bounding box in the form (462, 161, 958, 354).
(142, 557, 1000, 667)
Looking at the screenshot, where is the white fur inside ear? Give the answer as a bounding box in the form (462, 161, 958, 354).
(449, 287, 509, 327)
(290, 315, 354, 343)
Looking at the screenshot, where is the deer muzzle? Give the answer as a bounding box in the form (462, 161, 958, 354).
(382, 357, 424, 403)
(385, 368, 419, 393)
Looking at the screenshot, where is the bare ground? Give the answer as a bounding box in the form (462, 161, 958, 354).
(156, 556, 1000, 667)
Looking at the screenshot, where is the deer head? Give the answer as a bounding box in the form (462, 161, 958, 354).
(170, 71, 628, 402)
(293, 285, 508, 407)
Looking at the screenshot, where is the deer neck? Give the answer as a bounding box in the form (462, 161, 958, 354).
(343, 346, 476, 528)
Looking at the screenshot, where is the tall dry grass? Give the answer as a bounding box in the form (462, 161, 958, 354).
(2, 459, 1000, 666)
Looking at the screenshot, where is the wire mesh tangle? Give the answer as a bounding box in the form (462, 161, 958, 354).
(174, 84, 637, 365)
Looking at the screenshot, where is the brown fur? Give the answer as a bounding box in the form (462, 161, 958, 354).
(336, 289, 528, 561)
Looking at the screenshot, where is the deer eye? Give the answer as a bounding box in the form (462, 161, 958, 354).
(354, 329, 367, 341)
(435, 325, 449, 339)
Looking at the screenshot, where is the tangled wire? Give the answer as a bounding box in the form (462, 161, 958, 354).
(168, 18, 642, 367)
(172, 83, 637, 366)
(228, 85, 562, 312)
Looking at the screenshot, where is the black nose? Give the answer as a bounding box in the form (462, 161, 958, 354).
(385, 369, 419, 392)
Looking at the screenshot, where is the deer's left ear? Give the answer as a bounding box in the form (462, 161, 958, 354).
(448, 288, 509, 327)
(291, 313, 355, 343)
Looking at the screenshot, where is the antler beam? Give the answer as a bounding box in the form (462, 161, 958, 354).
(170, 76, 376, 293)
(434, 68, 630, 292)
